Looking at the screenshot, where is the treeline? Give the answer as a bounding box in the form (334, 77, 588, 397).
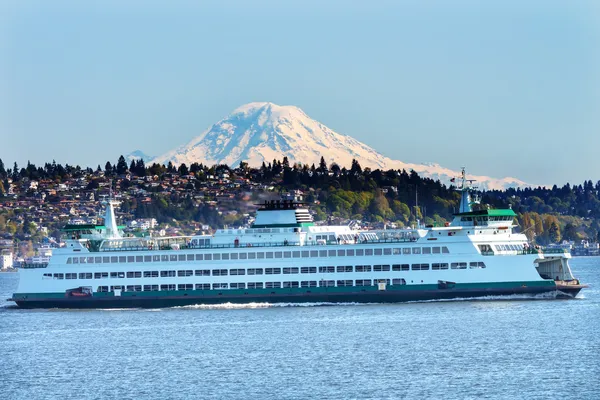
(2, 156, 600, 243)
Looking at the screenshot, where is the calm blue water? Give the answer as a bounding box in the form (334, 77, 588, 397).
(1, 258, 599, 400)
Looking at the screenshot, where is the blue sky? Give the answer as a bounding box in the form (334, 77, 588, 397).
(1, 0, 599, 185)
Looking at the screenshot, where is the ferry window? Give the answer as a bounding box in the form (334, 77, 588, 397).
(346, 249, 355, 256)
(126, 271, 141, 278)
(79, 273, 93, 279)
(374, 249, 383, 256)
(126, 285, 142, 292)
(66, 258, 72, 264)
(274, 251, 283, 258)
(479, 262, 486, 268)
(111, 256, 118, 263)
(230, 269, 245, 275)
(98, 286, 109, 292)
(94, 272, 108, 279)
(383, 248, 392, 255)
(302, 251, 310, 258)
(319, 280, 335, 287)
(53, 273, 64, 279)
(170, 255, 177, 262)
(401, 264, 409, 271)
(248, 268, 263, 275)
(161, 255, 169, 262)
(442, 247, 450, 254)
(178, 255, 186, 261)
(355, 265, 372, 272)
(127, 256, 135, 263)
(422, 247, 431, 254)
(266, 282, 281, 289)
(187, 254, 194, 261)
(301, 267, 316, 274)
(177, 270, 193, 277)
(318, 266, 335, 273)
(293, 251, 301, 258)
(451, 262, 467, 269)
(283, 251, 291, 258)
(337, 265, 353, 272)
(178, 284, 193, 291)
(283, 267, 299, 274)
(337, 249, 345, 257)
(144, 271, 158, 278)
(355, 280, 372, 286)
(195, 284, 210, 290)
(143, 285, 159, 291)
(153, 255, 160, 262)
(403, 248, 411, 255)
(310, 250, 318, 257)
(282, 281, 298, 288)
(230, 283, 246, 289)
(374, 265, 390, 272)
(328, 235, 336, 242)
(231, 253, 238, 260)
(204, 254, 212, 261)
(160, 284, 176, 291)
(65, 273, 77, 279)
(103, 256, 110, 263)
(72, 257, 79, 264)
(365, 249, 373, 256)
(412, 248, 421, 255)
(355, 249, 364, 256)
(421, 264, 430, 270)
(160, 270, 176, 277)
(392, 278, 406, 285)
(392, 264, 402, 271)
(393, 248, 401, 255)
(80, 257, 87, 264)
(319, 250, 328, 257)
(116, 256, 125, 263)
(412, 264, 429, 271)
(248, 282, 264, 289)
(266, 268, 281, 275)
(87, 257, 94, 263)
(195, 254, 203, 261)
(212, 269, 228, 276)
(257, 252, 265, 259)
(136, 256, 144, 262)
(195, 269, 210, 276)
(337, 280, 353, 287)
(221, 253, 229, 260)
(266, 252, 274, 259)
(240, 253, 248, 260)
(301, 281, 317, 288)
(248, 253, 256, 259)
(432, 263, 441, 270)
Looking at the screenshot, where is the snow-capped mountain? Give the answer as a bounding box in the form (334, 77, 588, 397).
(151, 102, 529, 190)
(125, 150, 154, 164)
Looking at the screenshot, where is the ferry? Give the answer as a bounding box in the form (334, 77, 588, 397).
(9, 170, 587, 308)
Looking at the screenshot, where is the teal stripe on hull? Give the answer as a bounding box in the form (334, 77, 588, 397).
(10, 280, 563, 309)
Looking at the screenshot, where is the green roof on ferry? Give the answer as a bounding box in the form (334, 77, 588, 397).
(454, 209, 516, 217)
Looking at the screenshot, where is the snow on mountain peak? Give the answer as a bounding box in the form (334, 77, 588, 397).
(151, 102, 530, 190)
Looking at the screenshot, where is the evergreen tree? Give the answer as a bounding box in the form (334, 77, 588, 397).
(318, 156, 328, 173)
(105, 162, 113, 175)
(0, 158, 5, 179)
(116, 155, 128, 174)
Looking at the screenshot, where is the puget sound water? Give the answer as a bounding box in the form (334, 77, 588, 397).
(1, 258, 599, 400)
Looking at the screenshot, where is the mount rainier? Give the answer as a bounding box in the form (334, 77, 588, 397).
(151, 102, 529, 190)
